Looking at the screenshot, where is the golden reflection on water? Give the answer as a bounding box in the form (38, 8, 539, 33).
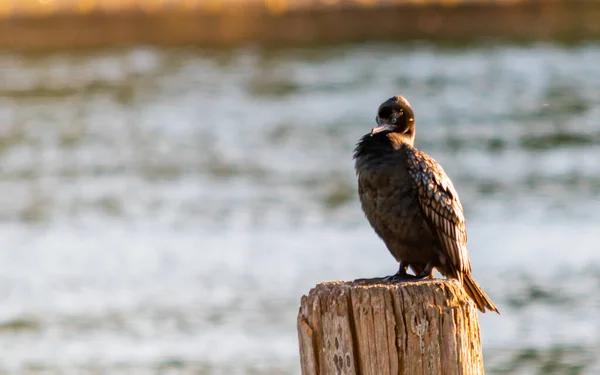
(0, 0, 524, 18)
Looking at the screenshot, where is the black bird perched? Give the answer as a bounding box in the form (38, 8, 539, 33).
(353, 95, 499, 314)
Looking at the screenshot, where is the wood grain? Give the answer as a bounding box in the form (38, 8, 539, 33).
(297, 279, 484, 375)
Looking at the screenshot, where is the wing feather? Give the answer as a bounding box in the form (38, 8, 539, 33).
(407, 148, 471, 275)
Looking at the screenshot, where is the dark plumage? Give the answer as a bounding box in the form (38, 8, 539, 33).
(354, 95, 499, 314)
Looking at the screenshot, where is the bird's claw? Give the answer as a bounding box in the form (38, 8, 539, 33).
(414, 262, 435, 280)
(383, 272, 417, 283)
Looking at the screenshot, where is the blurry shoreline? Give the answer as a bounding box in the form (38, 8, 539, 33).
(1, 0, 600, 51)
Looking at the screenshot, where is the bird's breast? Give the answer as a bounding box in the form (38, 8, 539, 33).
(358, 165, 418, 226)
(357, 158, 438, 263)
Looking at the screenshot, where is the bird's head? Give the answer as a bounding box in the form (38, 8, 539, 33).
(371, 96, 415, 141)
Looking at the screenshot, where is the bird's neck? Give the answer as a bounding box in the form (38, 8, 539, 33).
(387, 132, 415, 149)
(353, 132, 414, 170)
(354, 132, 413, 158)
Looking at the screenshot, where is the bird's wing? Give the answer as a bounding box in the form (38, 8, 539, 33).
(407, 148, 472, 275)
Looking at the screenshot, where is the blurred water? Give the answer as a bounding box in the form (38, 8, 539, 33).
(0, 43, 599, 374)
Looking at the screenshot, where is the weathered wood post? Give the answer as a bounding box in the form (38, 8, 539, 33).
(297, 279, 484, 375)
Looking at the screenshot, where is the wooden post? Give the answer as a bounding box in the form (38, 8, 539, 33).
(297, 279, 484, 375)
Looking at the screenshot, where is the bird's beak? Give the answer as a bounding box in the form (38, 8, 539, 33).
(370, 122, 395, 136)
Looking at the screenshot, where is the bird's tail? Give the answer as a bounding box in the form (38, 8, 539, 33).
(462, 274, 500, 314)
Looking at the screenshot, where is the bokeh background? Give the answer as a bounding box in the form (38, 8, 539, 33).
(1, 0, 600, 374)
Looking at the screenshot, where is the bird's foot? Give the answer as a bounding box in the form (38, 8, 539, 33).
(413, 272, 434, 280)
(383, 272, 417, 283)
(413, 262, 435, 280)
(383, 260, 417, 283)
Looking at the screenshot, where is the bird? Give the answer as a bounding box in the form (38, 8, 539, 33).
(353, 95, 499, 314)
